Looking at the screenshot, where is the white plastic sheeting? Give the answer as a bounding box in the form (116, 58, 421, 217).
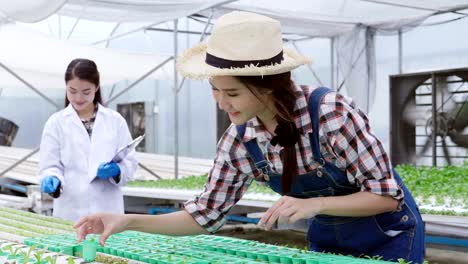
(55, 1, 468, 36)
(0, 0, 65, 23)
(211, 0, 468, 36)
(4, 1, 468, 36)
(198, 0, 468, 111)
(333, 27, 376, 113)
(0, 23, 173, 89)
(1, 1, 468, 106)
(60, 0, 234, 23)
(56, 0, 468, 112)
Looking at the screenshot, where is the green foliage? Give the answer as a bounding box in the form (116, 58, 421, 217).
(128, 163, 468, 216)
(4, 245, 22, 257)
(45, 255, 58, 264)
(128, 174, 276, 195)
(35, 248, 48, 264)
(20, 244, 37, 264)
(67, 256, 75, 264)
(0, 207, 73, 226)
(0, 210, 73, 232)
(419, 208, 468, 216)
(95, 254, 129, 264)
(395, 164, 467, 206)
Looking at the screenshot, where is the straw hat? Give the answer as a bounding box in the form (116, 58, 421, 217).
(177, 11, 311, 79)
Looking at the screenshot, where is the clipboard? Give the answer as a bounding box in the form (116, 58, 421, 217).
(112, 134, 145, 162)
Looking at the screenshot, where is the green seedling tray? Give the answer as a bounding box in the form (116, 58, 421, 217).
(23, 231, 398, 264)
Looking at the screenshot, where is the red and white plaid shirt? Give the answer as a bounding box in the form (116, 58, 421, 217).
(184, 85, 403, 233)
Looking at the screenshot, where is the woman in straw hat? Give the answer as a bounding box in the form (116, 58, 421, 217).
(75, 11, 424, 263)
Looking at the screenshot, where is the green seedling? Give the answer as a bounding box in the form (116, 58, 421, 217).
(67, 256, 76, 264)
(34, 248, 48, 264)
(397, 258, 411, 264)
(45, 255, 58, 264)
(4, 245, 22, 257)
(20, 244, 37, 264)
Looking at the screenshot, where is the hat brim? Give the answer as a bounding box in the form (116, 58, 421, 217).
(177, 43, 311, 79)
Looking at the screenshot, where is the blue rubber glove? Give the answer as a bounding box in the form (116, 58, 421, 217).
(96, 161, 121, 180)
(41, 176, 60, 193)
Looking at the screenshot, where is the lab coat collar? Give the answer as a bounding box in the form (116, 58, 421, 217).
(63, 103, 106, 118)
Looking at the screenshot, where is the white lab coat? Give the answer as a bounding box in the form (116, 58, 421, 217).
(38, 104, 138, 222)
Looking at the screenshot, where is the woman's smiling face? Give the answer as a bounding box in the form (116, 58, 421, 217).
(66, 77, 98, 112)
(210, 76, 272, 125)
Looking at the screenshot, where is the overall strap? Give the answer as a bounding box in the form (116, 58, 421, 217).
(236, 124, 271, 174)
(308, 87, 334, 165)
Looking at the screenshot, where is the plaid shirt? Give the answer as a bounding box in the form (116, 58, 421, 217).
(184, 85, 403, 233)
(81, 104, 98, 138)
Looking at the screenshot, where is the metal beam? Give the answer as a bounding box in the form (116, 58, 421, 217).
(66, 0, 90, 40)
(0, 147, 40, 178)
(107, 84, 116, 100)
(398, 29, 403, 74)
(431, 73, 437, 166)
(105, 57, 173, 105)
(291, 42, 324, 87)
(0, 62, 60, 109)
(147, 27, 304, 43)
(173, 8, 214, 95)
(58, 14, 62, 39)
(361, 0, 468, 15)
(337, 37, 367, 92)
(146, 27, 211, 36)
(199, 8, 214, 42)
(67, 17, 81, 40)
(106, 22, 121, 48)
(137, 163, 161, 180)
(90, 0, 237, 45)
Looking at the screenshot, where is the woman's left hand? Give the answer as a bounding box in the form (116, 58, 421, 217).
(258, 196, 324, 230)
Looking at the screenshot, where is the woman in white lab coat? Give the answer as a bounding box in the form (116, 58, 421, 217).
(38, 58, 138, 222)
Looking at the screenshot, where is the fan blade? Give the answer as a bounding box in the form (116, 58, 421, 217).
(402, 101, 430, 125)
(448, 131, 468, 148)
(452, 101, 468, 131)
(417, 135, 432, 157)
(435, 76, 458, 112)
(441, 138, 451, 165)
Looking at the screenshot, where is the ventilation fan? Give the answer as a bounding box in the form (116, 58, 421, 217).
(117, 102, 146, 152)
(390, 68, 468, 167)
(0, 117, 18, 146)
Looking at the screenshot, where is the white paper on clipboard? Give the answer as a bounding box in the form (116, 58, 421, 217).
(112, 134, 145, 162)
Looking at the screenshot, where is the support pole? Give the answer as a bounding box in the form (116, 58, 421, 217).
(292, 42, 323, 86)
(106, 23, 121, 48)
(105, 57, 173, 105)
(0, 62, 60, 109)
(398, 29, 403, 74)
(431, 73, 437, 166)
(331, 38, 335, 88)
(174, 19, 179, 179)
(0, 147, 40, 178)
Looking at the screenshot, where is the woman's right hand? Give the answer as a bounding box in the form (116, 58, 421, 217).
(74, 213, 129, 246)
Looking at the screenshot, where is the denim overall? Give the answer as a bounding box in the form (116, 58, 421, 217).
(237, 87, 425, 263)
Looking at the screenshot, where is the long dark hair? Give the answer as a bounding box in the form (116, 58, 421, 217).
(64, 58, 103, 107)
(236, 72, 298, 194)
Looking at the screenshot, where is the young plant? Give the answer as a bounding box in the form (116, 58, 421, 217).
(4, 245, 22, 257)
(20, 244, 37, 264)
(67, 256, 76, 264)
(34, 248, 47, 264)
(397, 258, 411, 264)
(45, 255, 58, 264)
